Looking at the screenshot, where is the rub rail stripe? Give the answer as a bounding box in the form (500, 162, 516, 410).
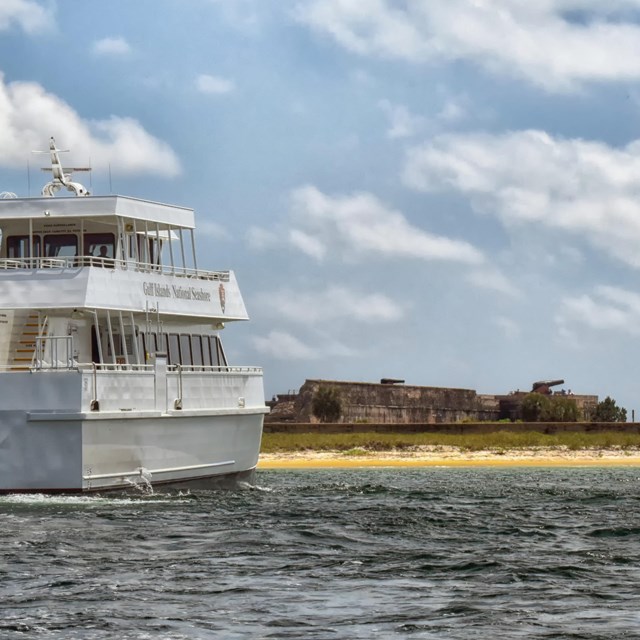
(83, 460, 235, 480)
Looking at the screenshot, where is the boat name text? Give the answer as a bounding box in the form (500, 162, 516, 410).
(143, 282, 212, 302)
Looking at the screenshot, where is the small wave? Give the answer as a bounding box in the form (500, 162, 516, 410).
(237, 481, 273, 492)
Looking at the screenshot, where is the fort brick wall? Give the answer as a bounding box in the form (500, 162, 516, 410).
(266, 379, 600, 424)
(292, 379, 501, 424)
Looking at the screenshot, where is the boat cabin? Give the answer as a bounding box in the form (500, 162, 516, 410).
(0, 195, 246, 372)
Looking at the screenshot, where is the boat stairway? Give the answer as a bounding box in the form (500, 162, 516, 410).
(11, 312, 48, 370)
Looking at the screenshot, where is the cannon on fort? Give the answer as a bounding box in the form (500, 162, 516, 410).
(531, 379, 564, 395)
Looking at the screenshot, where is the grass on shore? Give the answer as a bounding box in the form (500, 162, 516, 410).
(261, 431, 640, 454)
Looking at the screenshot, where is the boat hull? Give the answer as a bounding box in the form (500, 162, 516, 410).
(0, 410, 264, 493)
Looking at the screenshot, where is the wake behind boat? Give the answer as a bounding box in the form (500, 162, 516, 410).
(0, 138, 267, 492)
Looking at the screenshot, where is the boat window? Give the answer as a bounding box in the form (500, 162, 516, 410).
(107, 332, 134, 361)
(168, 333, 180, 365)
(207, 336, 225, 367)
(207, 336, 217, 367)
(157, 333, 167, 355)
(44, 234, 78, 258)
(84, 233, 115, 266)
(202, 336, 212, 367)
(139, 332, 147, 363)
(191, 335, 203, 367)
(107, 334, 125, 357)
(7, 235, 41, 258)
(107, 333, 122, 357)
(91, 325, 101, 363)
(179, 334, 192, 366)
(214, 336, 227, 366)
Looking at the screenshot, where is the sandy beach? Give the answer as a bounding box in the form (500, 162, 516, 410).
(258, 447, 640, 468)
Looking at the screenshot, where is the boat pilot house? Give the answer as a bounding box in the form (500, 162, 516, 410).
(0, 138, 266, 493)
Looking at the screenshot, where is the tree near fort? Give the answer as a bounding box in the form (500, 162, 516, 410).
(546, 396, 580, 422)
(521, 393, 551, 422)
(312, 386, 342, 423)
(521, 393, 580, 422)
(592, 396, 627, 423)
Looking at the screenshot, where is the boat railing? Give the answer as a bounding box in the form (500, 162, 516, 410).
(0, 256, 230, 281)
(1, 361, 263, 374)
(167, 365, 263, 374)
(35, 335, 74, 370)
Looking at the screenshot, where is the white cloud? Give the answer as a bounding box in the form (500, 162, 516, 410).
(253, 330, 319, 360)
(288, 185, 484, 264)
(252, 330, 356, 360)
(257, 285, 403, 325)
(207, 0, 265, 33)
(198, 220, 229, 240)
(0, 0, 51, 33)
(378, 99, 424, 139)
(288, 229, 326, 260)
(557, 285, 640, 336)
(297, 0, 640, 90)
(437, 97, 466, 123)
(0, 74, 180, 177)
(467, 266, 520, 298)
(246, 226, 278, 249)
(403, 129, 640, 269)
(92, 37, 131, 56)
(196, 74, 236, 95)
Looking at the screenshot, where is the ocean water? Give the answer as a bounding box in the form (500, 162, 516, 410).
(2, 468, 640, 639)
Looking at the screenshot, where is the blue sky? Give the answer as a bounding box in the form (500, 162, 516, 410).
(3, 1, 640, 412)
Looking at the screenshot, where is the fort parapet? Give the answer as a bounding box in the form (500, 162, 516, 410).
(267, 379, 599, 424)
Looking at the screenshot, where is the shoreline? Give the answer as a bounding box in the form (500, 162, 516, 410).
(258, 448, 640, 469)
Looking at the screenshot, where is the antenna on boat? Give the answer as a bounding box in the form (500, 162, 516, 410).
(32, 137, 91, 197)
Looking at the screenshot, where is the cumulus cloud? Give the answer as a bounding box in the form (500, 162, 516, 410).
(198, 220, 229, 240)
(403, 129, 640, 269)
(246, 226, 278, 249)
(378, 100, 424, 139)
(557, 285, 640, 336)
(252, 330, 319, 360)
(0, 73, 180, 176)
(256, 285, 403, 325)
(92, 37, 131, 56)
(467, 266, 520, 298)
(0, 0, 51, 33)
(196, 74, 235, 95)
(287, 185, 483, 264)
(288, 229, 326, 260)
(297, 0, 640, 90)
(252, 330, 356, 360)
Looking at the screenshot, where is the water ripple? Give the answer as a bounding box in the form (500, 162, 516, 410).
(2, 467, 640, 638)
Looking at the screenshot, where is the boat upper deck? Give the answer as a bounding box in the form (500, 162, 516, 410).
(0, 138, 249, 320)
(0, 194, 195, 229)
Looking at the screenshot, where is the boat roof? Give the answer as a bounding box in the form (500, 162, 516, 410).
(0, 195, 195, 230)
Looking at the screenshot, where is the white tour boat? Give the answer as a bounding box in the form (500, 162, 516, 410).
(0, 138, 267, 492)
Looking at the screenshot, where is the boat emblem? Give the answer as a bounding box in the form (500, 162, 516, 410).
(219, 283, 226, 313)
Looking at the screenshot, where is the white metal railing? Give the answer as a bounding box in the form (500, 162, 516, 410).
(0, 256, 230, 282)
(84, 364, 263, 413)
(5, 360, 263, 374)
(167, 365, 263, 373)
(35, 335, 73, 370)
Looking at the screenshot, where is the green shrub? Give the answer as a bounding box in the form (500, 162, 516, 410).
(312, 386, 342, 423)
(593, 396, 627, 423)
